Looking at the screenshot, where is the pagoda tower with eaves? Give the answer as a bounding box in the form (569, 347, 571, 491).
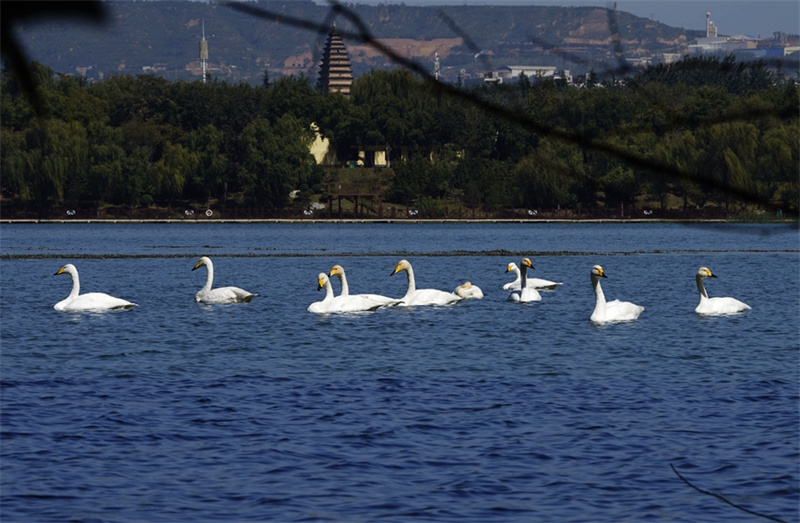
(317, 24, 353, 96)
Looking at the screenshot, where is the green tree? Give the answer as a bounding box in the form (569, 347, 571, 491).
(151, 142, 198, 208)
(7, 119, 89, 213)
(184, 124, 228, 203)
(697, 121, 759, 210)
(86, 122, 126, 208)
(514, 138, 581, 209)
(238, 115, 315, 208)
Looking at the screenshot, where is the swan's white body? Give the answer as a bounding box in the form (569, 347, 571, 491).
(53, 264, 136, 312)
(454, 281, 484, 299)
(192, 256, 255, 304)
(308, 273, 388, 313)
(695, 267, 750, 315)
(391, 259, 463, 307)
(590, 265, 643, 323)
(329, 264, 398, 305)
(507, 258, 542, 302)
(503, 262, 562, 291)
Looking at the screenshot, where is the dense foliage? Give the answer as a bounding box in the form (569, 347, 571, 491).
(1, 57, 797, 218)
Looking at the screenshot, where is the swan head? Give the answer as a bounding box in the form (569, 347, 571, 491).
(521, 258, 534, 270)
(697, 267, 716, 279)
(192, 256, 211, 271)
(591, 265, 607, 279)
(54, 263, 77, 277)
(317, 273, 329, 291)
(329, 264, 345, 278)
(392, 259, 411, 276)
(505, 262, 517, 273)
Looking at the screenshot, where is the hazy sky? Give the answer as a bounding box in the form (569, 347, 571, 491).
(361, 0, 800, 38)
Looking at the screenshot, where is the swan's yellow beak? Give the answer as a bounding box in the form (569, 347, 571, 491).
(54, 267, 65, 276)
(597, 268, 607, 278)
(505, 264, 513, 273)
(329, 265, 342, 277)
(192, 261, 202, 271)
(391, 264, 402, 276)
(317, 276, 325, 290)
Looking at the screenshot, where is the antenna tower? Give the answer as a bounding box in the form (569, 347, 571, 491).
(434, 52, 440, 81)
(198, 20, 211, 83)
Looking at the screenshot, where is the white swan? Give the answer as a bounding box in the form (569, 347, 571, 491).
(695, 267, 751, 315)
(308, 273, 387, 313)
(391, 259, 463, 306)
(192, 256, 255, 304)
(590, 265, 644, 323)
(503, 262, 562, 291)
(328, 264, 398, 305)
(507, 258, 542, 302)
(53, 264, 137, 312)
(454, 281, 484, 299)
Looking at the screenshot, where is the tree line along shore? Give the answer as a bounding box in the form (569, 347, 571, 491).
(1, 56, 797, 221)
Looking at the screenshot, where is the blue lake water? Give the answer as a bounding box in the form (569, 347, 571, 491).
(1, 223, 799, 522)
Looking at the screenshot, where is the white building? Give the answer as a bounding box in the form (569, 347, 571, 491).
(688, 11, 757, 55)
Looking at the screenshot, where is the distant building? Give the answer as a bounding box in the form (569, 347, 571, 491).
(317, 24, 353, 96)
(688, 11, 758, 55)
(502, 65, 558, 80)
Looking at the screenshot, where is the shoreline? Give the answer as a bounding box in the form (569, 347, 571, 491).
(0, 218, 770, 225)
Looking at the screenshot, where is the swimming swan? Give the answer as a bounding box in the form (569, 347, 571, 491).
(328, 264, 398, 305)
(192, 256, 255, 304)
(308, 273, 387, 313)
(590, 265, 643, 323)
(53, 264, 137, 312)
(695, 267, 751, 315)
(504, 262, 562, 291)
(507, 258, 542, 302)
(454, 281, 484, 299)
(391, 259, 463, 306)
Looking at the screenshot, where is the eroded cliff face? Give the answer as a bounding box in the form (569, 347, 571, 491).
(271, 7, 691, 77)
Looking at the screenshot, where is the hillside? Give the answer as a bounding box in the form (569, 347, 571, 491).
(10, 1, 702, 84)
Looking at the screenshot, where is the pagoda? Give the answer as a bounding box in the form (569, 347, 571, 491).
(317, 24, 353, 96)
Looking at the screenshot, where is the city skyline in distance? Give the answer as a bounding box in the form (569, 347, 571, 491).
(343, 0, 799, 39)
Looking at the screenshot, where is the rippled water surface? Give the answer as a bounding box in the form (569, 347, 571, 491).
(2, 223, 798, 522)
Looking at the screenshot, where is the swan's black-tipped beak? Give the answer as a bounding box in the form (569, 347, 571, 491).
(710, 274, 717, 278)
(600, 273, 607, 278)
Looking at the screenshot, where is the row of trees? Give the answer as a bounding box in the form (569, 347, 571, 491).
(1, 56, 798, 217)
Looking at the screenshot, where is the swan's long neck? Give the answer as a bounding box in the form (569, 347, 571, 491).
(513, 266, 522, 286)
(403, 266, 416, 298)
(200, 262, 214, 295)
(592, 275, 607, 316)
(68, 268, 80, 300)
(323, 279, 335, 302)
(338, 272, 350, 296)
(519, 264, 528, 289)
(696, 275, 709, 300)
